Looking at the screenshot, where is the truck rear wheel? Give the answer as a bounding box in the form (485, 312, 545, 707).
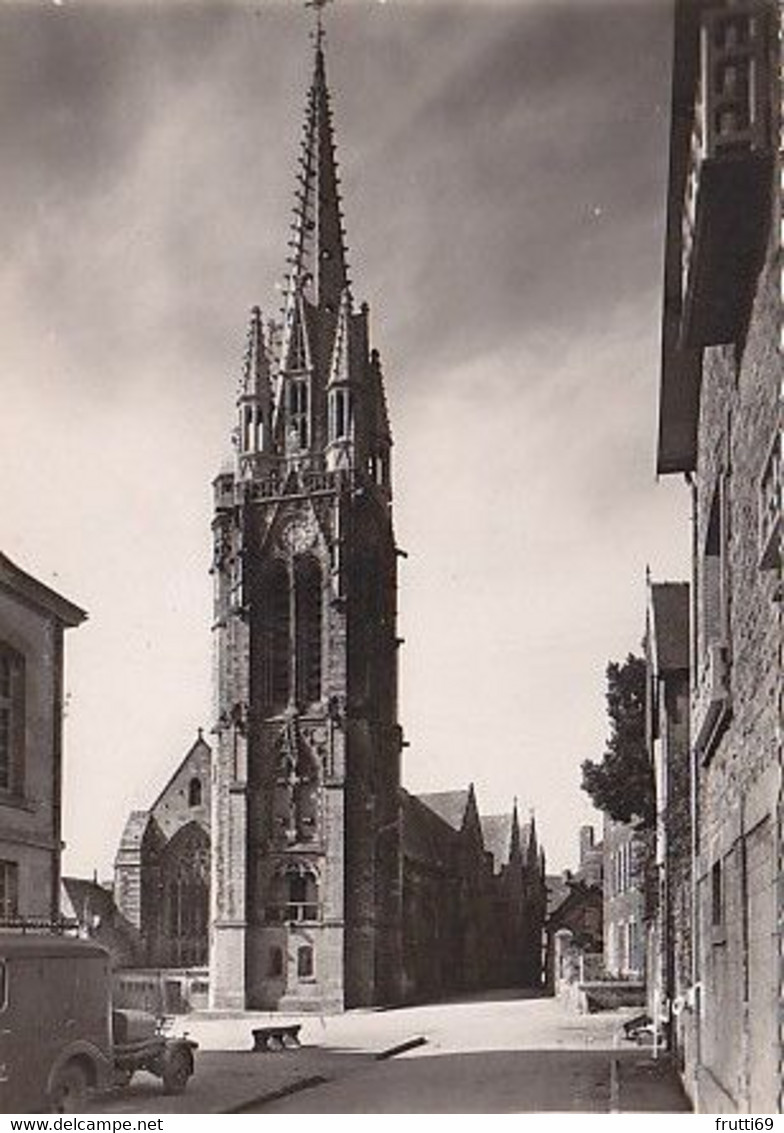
(48, 1062, 89, 1113)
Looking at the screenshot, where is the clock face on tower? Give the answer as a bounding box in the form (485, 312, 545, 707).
(280, 517, 316, 555)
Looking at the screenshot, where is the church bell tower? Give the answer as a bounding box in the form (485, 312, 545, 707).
(209, 26, 402, 1011)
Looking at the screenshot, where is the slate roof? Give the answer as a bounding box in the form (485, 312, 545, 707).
(415, 789, 470, 832)
(400, 789, 457, 870)
(481, 814, 513, 872)
(650, 582, 690, 673)
(61, 876, 118, 923)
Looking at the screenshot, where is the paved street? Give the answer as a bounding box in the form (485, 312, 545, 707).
(86, 992, 690, 1114)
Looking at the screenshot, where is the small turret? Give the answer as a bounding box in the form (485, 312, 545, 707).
(237, 307, 275, 479)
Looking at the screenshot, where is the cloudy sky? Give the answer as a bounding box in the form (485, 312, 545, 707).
(1, 0, 689, 878)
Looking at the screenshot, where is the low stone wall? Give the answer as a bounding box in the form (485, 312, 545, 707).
(579, 980, 645, 1012)
(113, 967, 209, 1014)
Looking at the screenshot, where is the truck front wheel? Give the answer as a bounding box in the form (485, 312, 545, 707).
(161, 1047, 191, 1095)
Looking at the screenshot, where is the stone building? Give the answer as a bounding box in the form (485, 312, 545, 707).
(602, 816, 646, 979)
(544, 826, 604, 994)
(114, 730, 211, 968)
(0, 551, 86, 927)
(656, 0, 781, 1111)
(208, 31, 547, 1011)
(644, 582, 692, 1071)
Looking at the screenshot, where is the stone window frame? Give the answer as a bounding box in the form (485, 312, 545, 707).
(0, 859, 19, 921)
(268, 945, 284, 978)
(0, 642, 25, 799)
(296, 944, 314, 980)
(710, 857, 727, 946)
(700, 469, 731, 656)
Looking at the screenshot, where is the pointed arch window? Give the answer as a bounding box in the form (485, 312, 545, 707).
(289, 380, 309, 450)
(159, 822, 210, 967)
(259, 560, 291, 711)
(329, 389, 352, 442)
(188, 777, 202, 808)
(294, 556, 322, 706)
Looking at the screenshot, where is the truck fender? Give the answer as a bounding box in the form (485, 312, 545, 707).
(45, 1040, 113, 1096)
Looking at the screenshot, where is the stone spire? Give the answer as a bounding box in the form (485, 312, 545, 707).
(509, 797, 522, 863)
(527, 808, 539, 869)
(283, 31, 350, 323)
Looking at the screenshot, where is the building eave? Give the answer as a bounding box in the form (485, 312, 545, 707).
(656, 0, 707, 477)
(0, 551, 87, 628)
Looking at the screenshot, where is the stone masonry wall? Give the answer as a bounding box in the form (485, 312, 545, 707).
(692, 208, 781, 1112)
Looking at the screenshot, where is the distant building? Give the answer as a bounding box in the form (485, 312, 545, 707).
(576, 824, 603, 887)
(656, 0, 781, 1111)
(0, 552, 86, 926)
(645, 582, 691, 1070)
(544, 825, 603, 992)
(114, 731, 211, 968)
(603, 816, 646, 980)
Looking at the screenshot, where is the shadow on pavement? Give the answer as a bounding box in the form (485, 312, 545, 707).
(255, 1047, 691, 1114)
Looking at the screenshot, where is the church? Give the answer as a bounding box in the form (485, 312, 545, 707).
(113, 24, 546, 1014)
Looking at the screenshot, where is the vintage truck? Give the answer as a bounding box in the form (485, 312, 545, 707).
(0, 933, 197, 1113)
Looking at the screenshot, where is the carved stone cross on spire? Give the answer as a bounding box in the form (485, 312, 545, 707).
(305, 0, 333, 48)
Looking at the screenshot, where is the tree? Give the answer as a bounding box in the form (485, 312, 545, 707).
(580, 653, 654, 830)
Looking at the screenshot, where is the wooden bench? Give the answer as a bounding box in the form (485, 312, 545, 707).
(252, 1024, 302, 1052)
